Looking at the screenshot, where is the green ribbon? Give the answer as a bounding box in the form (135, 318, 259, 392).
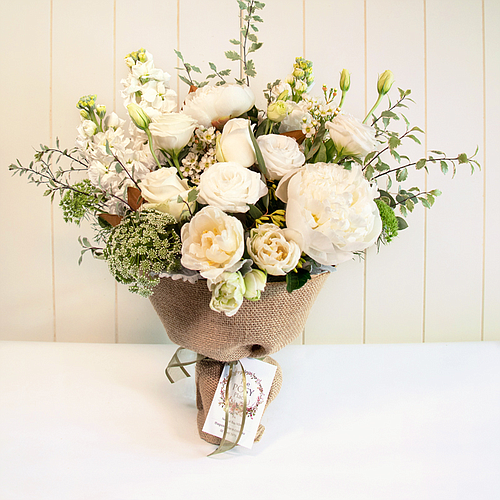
(165, 348, 248, 456)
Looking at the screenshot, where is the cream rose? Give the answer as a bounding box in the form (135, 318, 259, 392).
(208, 271, 246, 316)
(139, 167, 192, 221)
(247, 223, 302, 276)
(182, 83, 255, 128)
(181, 206, 244, 280)
(256, 134, 305, 180)
(198, 161, 267, 213)
(277, 163, 382, 266)
(216, 118, 256, 168)
(326, 114, 377, 158)
(149, 113, 197, 154)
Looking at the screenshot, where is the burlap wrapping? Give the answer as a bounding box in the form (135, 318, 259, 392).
(195, 356, 282, 444)
(149, 273, 328, 445)
(150, 273, 329, 362)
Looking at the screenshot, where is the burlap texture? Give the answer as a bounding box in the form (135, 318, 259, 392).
(195, 356, 283, 445)
(150, 273, 329, 362)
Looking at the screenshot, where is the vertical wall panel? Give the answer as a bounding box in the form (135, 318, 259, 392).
(114, 0, 179, 343)
(0, 1, 53, 341)
(364, 0, 426, 343)
(304, 0, 366, 344)
(425, 0, 484, 342)
(483, 0, 500, 341)
(51, 0, 116, 342)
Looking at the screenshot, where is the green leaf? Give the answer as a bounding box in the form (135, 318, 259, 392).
(388, 135, 401, 150)
(416, 158, 426, 170)
(325, 139, 336, 162)
(406, 199, 415, 212)
(173, 49, 184, 61)
(248, 42, 263, 53)
(105, 140, 113, 156)
(248, 33, 258, 42)
(286, 269, 311, 293)
(430, 149, 445, 155)
(365, 165, 375, 181)
(396, 216, 408, 230)
(225, 50, 241, 61)
(458, 153, 468, 164)
(421, 198, 431, 209)
(407, 134, 421, 145)
(248, 123, 268, 177)
(430, 189, 442, 197)
(244, 59, 256, 77)
(396, 168, 408, 182)
(381, 110, 398, 120)
(252, 15, 264, 22)
(229, 39, 241, 45)
(440, 160, 449, 174)
(409, 126, 425, 134)
(187, 188, 198, 203)
(426, 194, 436, 207)
(179, 75, 192, 86)
(248, 204, 263, 219)
(376, 159, 390, 172)
(237, 0, 246, 10)
(305, 123, 326, 161)
(314, 142, 327, 163)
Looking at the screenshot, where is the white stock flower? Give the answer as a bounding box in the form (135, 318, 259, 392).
(198, 161, 267, 213)
(243, 269, 266, 301)
(215, 118, 256, 168)
(208, 271, 246, 316)
(256, 134, 305, 180)
(149, 113, 197, 154)
(81, 120, 97, 137)
(279, 100, 311, 133)
(182, 83, 255, 128)
(181, 206, 245, 280)
(277, 162, 382, 266)
(139, 167, 193, 221)
(247, 223, 302, 276)
(326, 114, 377, 158)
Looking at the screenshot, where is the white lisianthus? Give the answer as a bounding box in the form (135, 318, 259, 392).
(278, 100, 312, 133)
(267, 101, 288, 123)
(182, 83, 255, 128)
(256, 134, 305, 180)
(197, 161, 267, 213)
(247, 223, 302, 276)
(181, 206, 245, 280)
(326, 114, 377, 158)
(276, 163, 382, 266)
(139, 167, 193, 221)
(149, 113, 197, 154)
(243, 269, 267, 301)
(215, 118, 256, 168)
(208, 271, 246, 316)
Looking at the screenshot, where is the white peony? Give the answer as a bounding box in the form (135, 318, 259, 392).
(181, 206, 245, 280)
(276, 162, 382, 265)
(182, 83, 255, 128)
(197, 161, 267, 213)
(256, 134, 305, 180)
(247, 223, 302, 275)
(208, 271, 246, 316)
(139, 167, 193, 221)
(326, 114, 377, 158)
(149, 113, 197, 154)
(215, 118, 256, 168)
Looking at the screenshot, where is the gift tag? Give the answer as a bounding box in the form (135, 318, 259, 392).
(202, 357, 277, 449)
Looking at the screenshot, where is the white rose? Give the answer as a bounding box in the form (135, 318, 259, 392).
(208, 272, 246, 316)
(139, 167, 193, 221)
(149, 113, 197, 154)
(198, 161, 267, 213)
(243, 269, 267, 301)
(247, 223, 302, 276)
(326, 114, 377, 158)
(256, 134, 305, 180)
(181, 206, 245, 280)
(277, 163, 382, 266)
(216, 118, 256, 168)
(182, 83, 255, 128)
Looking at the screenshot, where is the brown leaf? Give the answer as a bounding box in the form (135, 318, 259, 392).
(99, 213, 122, 227)
(127, 186, 144, 211)
(280, 130, 306, 145)
(189, 85, 198, 94)
(211, 117, 230, 130)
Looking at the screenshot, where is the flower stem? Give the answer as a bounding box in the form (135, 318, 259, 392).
(145, 129, 162, 170)
(363, 94, 383, 124)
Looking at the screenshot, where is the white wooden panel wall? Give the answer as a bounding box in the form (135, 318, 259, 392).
(0, 0, 498, 344)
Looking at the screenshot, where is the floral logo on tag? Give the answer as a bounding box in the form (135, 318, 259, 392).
(219, 369, 265, 419)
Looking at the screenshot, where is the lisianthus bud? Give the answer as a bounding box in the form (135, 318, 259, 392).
(377, 70, 395, 95)
(243, 269, 266, 301)
(267, 101, 288, 123)
(127, 103, 151, 131)
(340, 69, 350, 92)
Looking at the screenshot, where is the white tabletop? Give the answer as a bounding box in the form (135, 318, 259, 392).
(1, 340, 499, 500)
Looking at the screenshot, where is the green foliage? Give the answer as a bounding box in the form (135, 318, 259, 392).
(286, 267, 311, 293)
(103, 209, 182, 297)
(59, 179, 102, 225)
(375, 199, 399, 244)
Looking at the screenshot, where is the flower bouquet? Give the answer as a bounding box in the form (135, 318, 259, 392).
(10, 0, 478, 453)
